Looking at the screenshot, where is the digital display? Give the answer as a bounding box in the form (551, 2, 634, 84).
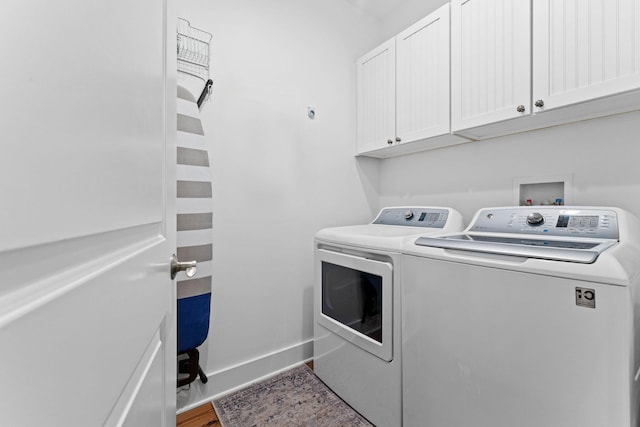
(428, 212, 440, 222)
(419, 212, 441, 223)
(556, 215, 599, 228)
(556, 215, 570, 228)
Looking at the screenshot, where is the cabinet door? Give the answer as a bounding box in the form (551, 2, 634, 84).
(397, 4, 451, 143)
(451, 0, 531, 131)
(533, 0, 640, 112)
(357, 38, 396, 154)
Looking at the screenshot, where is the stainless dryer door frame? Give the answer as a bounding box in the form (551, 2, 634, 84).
(316, 248, 393, 361)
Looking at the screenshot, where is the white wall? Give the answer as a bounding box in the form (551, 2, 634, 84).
(379, 111, 640, 224)
(176, 0, 380, 410)
(380, 0, 447, 41)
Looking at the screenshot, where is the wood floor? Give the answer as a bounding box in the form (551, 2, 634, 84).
(176, 402, 219, 427)
(176, 361, 314, 427)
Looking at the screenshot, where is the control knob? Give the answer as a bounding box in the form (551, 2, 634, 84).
(404, 210, 414, 220)
(526, 212, 545, 226)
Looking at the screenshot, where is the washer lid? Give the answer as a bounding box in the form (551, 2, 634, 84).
(415, 234, 617, 264)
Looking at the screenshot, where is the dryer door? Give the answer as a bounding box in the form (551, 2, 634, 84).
(316, 249, 393, 361)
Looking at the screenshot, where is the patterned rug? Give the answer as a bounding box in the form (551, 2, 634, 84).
(212, 364, 374, 426)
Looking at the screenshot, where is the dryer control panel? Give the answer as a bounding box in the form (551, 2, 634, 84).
(372, 207, 450, 228)
(468, 207, 619, 240)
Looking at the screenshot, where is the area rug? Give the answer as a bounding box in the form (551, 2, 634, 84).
(212, 364, 374, 426)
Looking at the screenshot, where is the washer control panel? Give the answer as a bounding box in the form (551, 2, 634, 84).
(469, 207, 619, 239)
(373, 207, 450, 228)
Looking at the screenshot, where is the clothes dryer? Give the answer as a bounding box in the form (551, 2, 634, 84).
(314, 206, 463, 427)
(402, 206, 640, 427)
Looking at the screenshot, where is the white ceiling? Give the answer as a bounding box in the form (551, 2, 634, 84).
(343, 0, 410, 19)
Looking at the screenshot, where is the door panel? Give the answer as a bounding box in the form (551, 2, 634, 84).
(0, 0, 175, 425)
(397, 5, 451, 142)
(0, 234, 168, 425)
(118, 330, 165, 427)
(0, 1, 166, 251)
(533, 0, 640, 111)
(451, 0, 531, 130)
(356, 38, 396, 154)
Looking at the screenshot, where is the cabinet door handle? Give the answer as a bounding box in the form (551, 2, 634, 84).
(387, 139, 393, 145)
(516, 105, 526, 113)
(535, 99, 545, 108)
(395, 137, 401, 142)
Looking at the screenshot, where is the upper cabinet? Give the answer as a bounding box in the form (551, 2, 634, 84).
(451, 0, 531, 132)
(532, 0, 640, 111)
(357, 4, 469, 158)
(452, 0, 640, 140)
(396, 6, 461, 147)
(357, 0, 640, 155)
(357, 38, 396, 155)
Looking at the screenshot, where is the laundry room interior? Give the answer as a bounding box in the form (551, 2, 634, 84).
(4, 0, 640, 425)
(174, 0, 640, 418)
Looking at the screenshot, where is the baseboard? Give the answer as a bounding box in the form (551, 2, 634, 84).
(176, 338, 313, 414)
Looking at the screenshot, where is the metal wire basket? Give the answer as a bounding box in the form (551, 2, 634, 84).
(177, 18, 212, 82)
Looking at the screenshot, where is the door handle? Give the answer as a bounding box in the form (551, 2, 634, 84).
(170, 254, 197, 279)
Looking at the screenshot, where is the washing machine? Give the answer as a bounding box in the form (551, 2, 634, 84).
(401, 206, 640, 427)
(314, 206, 463, 427)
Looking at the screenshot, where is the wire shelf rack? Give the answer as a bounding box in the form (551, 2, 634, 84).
(177, 18, 213, 82)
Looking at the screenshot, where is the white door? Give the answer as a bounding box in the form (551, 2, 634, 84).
(533, 0, 640, 112)
(356, 38, 396, 154)
(0, 0, 177, 426)
(396, 4, 451, 143)
(451, 0, 531, 131)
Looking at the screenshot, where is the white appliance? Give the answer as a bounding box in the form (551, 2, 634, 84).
(314, 206, 464, 427)
(401, 206, 640, 427)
